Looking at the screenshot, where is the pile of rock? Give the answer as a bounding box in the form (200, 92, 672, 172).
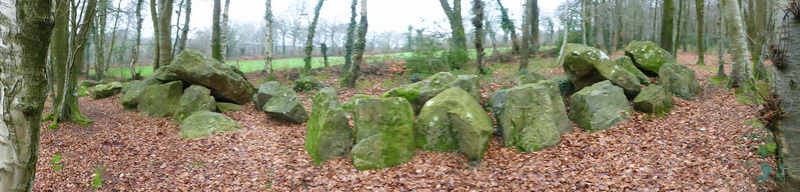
(119, 50, 254, 139)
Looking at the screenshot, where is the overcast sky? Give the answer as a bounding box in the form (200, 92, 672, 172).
(179, 0, 566, 33)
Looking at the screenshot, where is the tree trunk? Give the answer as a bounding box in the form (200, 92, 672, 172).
(716, 0, 727, 78)
(661, 0, 675, 53)
(674, 0, 684, 54)
(150, 0, 161, 69)
(557, 19, 570, 67)
(769, 1, 800, 190)
(157, 0, 174, 66)
(221, 0, 231, 60)
(486, 19, 499, 53)
(212, 0, 223, 62)
(530, 0, 539, 56)
(303, 0, 325, 74)
(341, 0, 358, 87)
(106, 0, 124, 75)
(93, 0, 108, 80)
(51, 0, 96, 126)
(696, 0, 706, 65)
(439, 0, 468, 51)
(342, 0, 368, 88)
(519, 0, 532, 72)
(177, 0, 192, 55)
(264, 0, 274, 76)
(172, 0, 184, 56)
(722, 0, 752, 87)
(322, 43, 329, 68)
(581, 0, 588, 45)
(130, 0, 144, 79)
(0, 0, 53, 191)
(472, 0, 486, 75)
(496, 0, 519, 55)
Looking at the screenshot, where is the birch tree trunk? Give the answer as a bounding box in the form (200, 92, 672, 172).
(303, 0, 326, 74)
(264, 0, 274, 76)
(722, 0, 752, 87)
(769, 0, 800, 190)
(0, 0, 54, 191)
(221, 0, 231, 61)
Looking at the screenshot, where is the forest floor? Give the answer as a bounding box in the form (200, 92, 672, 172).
(34, 52, 778, 191)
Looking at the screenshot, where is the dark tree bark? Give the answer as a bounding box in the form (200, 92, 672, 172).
(439, 0, 468, 51)
(212, 0, 223, 62)
(303, 0, 326, 74)
(696, 0, 705, 65)
(660, 0, 675, 53)
(341, 0, 358, 75)
(472, 0, 486, 75)
(342, 0, 368, 88)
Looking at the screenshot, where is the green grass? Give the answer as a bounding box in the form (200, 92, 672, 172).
(95, 46, 550, 79)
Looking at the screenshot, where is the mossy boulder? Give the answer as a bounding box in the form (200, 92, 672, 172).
(81, 80, 100, 87)
(515, 71, 548, 86)
(254, 81, 309, 124)
(216, 102, 244, 112)
(153, 67, 180, 83)
(489, 81, 572, 152)
(138, 81, 184, 118)
(179, 111, 241, 139)
(568, 81, 631, 132)
(305, 88, 352, 165)
(173, 85, 217, 123)
(633, 85, 674, 114)
(614, 57, 650, 85)
(624, 41, 677, 76)
(383, 72, 480, 114)
(119, 77, 161, 109)
(92, 82, 126, 99)
(350, 96, 416, 170)
(563, 43, 643, 98)
(416, 87, 493, 160)
(658, 63, 704, 100)
(165, 50, 255, 104)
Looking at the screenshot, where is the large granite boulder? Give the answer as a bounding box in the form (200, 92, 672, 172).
(350, 96, 416, 170)
(624, 41, 677, 76)
(173, 85, 217, 123)
(416, 87, 493, 160)
(516, 71, 548, 86)
(305, 88, 352, 165)
(563, 43, 643, 98)
(92, 82, 126, 99)
(383, 72, 481, 114)
(253, 81, 309, 124)
(633, 85, 674, 114)
(568, 81, 631, 132)
(120, 77, 161, 109)
(658, 63, 703, 100)
(165, 50, 255, 104)
(137, 81, 184, 118)
(179, 111, 241, 139)
(614, 57, 650, 85)
(489, 80, 572, 152)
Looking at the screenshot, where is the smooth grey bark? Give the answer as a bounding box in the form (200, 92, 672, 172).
(93, 0, 108, 80)
(0, 0, 54, 191)
(176, 0, 192, 55)
(212, 0, 222, 62)
(157, 0, 174, 67)
(722, 0, 752, 87)
(130, 0, 144, 79)
(696, 0, 706, 65)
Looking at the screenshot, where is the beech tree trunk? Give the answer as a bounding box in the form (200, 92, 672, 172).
(303, 0, 326, 74)
(472, 0, 486, 74)
(212, 0, 222, 62)
(150, 0, 160, 69)
(157, 0, 174, 66)
(0, 0, 54, 191)
(530, 0, 539, 56)
(176, 0, 192, 55)
(696, 0, 706, 65)
(722, 0, 752, 87)
(661, 0, 675, 53)
(93, 0, 108, 80)
(51, 0, 96, 126)
(519, 0, 532, 72)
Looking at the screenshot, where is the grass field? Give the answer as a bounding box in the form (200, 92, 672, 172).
(95, 46, 552, 79)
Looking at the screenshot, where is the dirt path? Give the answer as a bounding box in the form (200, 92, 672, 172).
(34, 52, 775, 191)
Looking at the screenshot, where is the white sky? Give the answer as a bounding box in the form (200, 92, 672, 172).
(183, 0, 565, 33)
